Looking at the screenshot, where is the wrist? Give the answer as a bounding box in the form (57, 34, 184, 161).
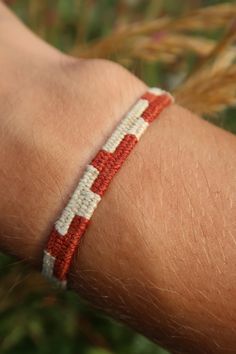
(0, 57, 147, 266)
(68, 102, 236, 353)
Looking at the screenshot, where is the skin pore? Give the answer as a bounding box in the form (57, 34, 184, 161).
(0, 3, 236, 354)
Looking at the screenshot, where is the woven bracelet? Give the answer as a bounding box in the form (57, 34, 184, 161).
(42, 87, 174, 288)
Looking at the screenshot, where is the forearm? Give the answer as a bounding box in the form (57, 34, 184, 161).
(69, 103, 236, 354)
(3, 92, 236, 353)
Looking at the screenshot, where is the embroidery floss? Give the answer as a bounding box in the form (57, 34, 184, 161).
(42, 87, 174, 288)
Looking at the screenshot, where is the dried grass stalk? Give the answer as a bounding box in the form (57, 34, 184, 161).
(70, 3, 236, 119)
(174, 23, 236, 116)
(174, 65, 236, 116)
(130, 35, 216, 63)
(72, 3, 236, 59)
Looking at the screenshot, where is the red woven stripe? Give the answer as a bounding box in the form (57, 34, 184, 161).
(142, 94, 171, 123)
(141, 91, 157, 103)
(91, 149, 111, 172)
(91, 134, 137, 197)
(46, 228, 62, 258)
(47, 216, 89, 281)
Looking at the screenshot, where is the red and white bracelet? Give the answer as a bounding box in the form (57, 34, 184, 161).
(42, 87, 174, 288)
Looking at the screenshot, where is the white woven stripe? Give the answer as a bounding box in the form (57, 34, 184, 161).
(42, 251, 67, 287)
(55, 165, 99, 235)
(148, 87, 174, 103)
(42, 251, 55, 278)
(128, 117, 149, 140)
(103, 98, 149, 153)
(76, 189, 101, 219)
(148, 87, 164, 96)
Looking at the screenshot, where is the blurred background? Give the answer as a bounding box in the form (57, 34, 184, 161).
(0, 0, 236, 353)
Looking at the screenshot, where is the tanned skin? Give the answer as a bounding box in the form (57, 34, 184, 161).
(0, 3, 235, 353)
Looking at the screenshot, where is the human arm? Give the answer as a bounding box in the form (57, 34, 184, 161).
(0, 3, 236, 353)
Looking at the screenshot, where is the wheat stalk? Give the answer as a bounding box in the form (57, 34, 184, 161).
(173, 22, 236, 116)
(69, 3, 236, 119)
(174, 64, 236, 116)
(71, 3, 236, 59)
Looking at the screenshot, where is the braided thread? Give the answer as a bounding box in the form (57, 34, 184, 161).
(42, 88, 174, 288)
